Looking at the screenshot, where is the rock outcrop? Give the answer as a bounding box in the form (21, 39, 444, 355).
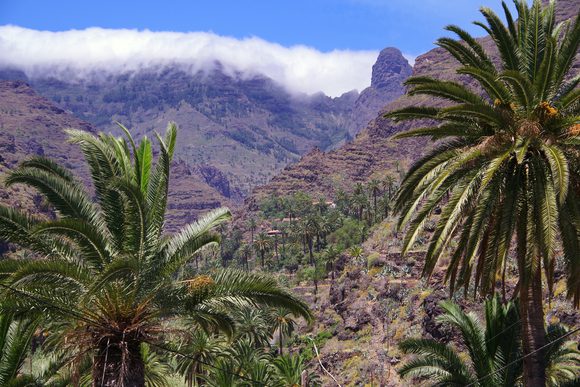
(347, 47, 412, 136)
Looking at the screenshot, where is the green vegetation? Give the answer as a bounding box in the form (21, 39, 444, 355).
(398, 296, 580, 386)
(0, 124, 311, 385)
(387, 0, 580, 385)
(0, 1, 578, 385)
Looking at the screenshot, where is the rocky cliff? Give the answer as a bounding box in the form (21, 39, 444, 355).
(347, 47, 413, 136)
(0, 80, 233, 231)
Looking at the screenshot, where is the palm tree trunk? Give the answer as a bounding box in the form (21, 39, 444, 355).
(194, 363, 203, 386)
(520, 269, 547, 386)
(279, 328, 283, 356)
(313, 276, 318, 304)
(373, 193, 377, 223)
(281, 233, 286, 258)
(93, 339, 145, 387)
(308, 238, 314, 265)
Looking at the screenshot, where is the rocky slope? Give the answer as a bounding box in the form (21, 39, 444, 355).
(0, 80, 233, 232)
(0, 48, 411, 198)
(301, 218, 579, 386)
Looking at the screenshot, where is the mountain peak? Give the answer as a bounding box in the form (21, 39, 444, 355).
(371, 47, 412, 89)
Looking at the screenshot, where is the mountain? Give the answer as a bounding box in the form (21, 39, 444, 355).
(0, 80, 234, 232)
(347, 47, 413, 136)
(0, 48, 411, 199)
(247, 0, 580, 205)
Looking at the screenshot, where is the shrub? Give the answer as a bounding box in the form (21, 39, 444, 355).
(366, 252, 382, 269)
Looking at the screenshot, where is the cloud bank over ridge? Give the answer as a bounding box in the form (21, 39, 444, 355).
(0, 26, 400, 97)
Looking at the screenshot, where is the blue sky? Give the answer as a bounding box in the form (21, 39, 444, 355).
(1, 0, 513, 57)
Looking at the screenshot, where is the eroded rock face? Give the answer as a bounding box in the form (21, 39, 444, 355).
(347, 48, 413, 136)
(197, 164, 243, 201)
(371, 47, 413, 90)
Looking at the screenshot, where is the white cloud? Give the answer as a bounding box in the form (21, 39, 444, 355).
(0, 25, 383, 97)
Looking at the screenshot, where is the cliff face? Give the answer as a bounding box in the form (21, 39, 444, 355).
(347, 47, 413, 136)
(0, 80, 232, 231)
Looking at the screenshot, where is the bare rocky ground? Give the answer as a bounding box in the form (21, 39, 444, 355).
(290, 218, 579, 386)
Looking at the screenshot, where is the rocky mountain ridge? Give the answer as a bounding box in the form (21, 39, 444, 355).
(0, 48, 411, 200)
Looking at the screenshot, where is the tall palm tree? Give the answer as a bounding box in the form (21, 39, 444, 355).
(322, 245, 340, 281)
(303, 215, 321, 264)
(398, 296, 580, 386)
(382, 175, 397, 199)
(269, 308, 296, 356)
(386, 1, 580, 384)
(351, 183, 369, 221)
(368, 179, 381, 223)
(0, 123, 311, 385)
(237, 243, 253, 271)
(247, 218, 257, 245)
(253, 232, 272, 268)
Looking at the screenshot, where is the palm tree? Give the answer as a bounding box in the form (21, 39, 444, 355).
(0, 313, 38, 386)
(386, 2, 580, 384)
(303, 215, 320, 264)
(368, 179, 381, 223)
(0, 123, 312, 385)
(232, 306, 272, 348)
(247, 218, 257, 245)
(201, 358, 239, 387)
(272, 354, 319, 387)
(544, 324, 580, 386)
(318, 215, 334, 249)
(238, 243, 253, 271)
(254, 232, 272, 268)
(348, 245, 364, 261)
(335, 189, 351, 217)
(398, 296, 580, 386)
(322, 245, 340, 281)
(269, 308, 296, 356)
(378, 193, 392, 220)
(351, 183, 369, 221)
(140, 343, 173, 387)
(382, 175, 397, 199)
(175, 329, 227, 387)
